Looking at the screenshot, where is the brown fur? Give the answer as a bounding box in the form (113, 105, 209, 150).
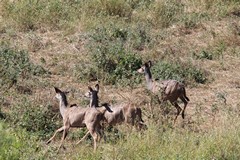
(103, 103, 145, 130)
(85, 84, 146, 130)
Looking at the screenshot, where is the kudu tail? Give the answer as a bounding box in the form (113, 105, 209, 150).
(136, 108, 144, 123)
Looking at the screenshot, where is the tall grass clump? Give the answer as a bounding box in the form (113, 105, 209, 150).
(83, 0, 153, 18)
(204, 0, 240, 18)
(0, 47, 48, 89)
(149, 0, 184, 28)
(1, 0, 82, 31)
(98, 0, 132, 17)
(98, 109, 240, 160)
(193, 41, 226, 60)
(108, 125, 240, 159)
(36, 104, 240, 159)
(182, 0, 240, 23)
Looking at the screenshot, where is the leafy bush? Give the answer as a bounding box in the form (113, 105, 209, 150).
(0, 122, 23, 159)
(8, 99, 58, 139)
(151, 60, 207, 84)
(192, 42, 226, 60)
(0, 121, 44, 159)
(84, 24, 145, 86)
(0, 48, 48, 89)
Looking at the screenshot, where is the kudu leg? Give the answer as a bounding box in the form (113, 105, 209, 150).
(57, 127, 69, 153)
(89, 130, 98, 152)
(76, 131, 90, 145)
(149, 96, 154, 118)
(46, 126, 64, 144)
(149, 94, 160, 118)
(173, 102, 182, 123)
(96, 125, 104, 142)
(180, 96, 188, 119)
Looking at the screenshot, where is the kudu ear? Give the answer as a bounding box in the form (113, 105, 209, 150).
(54, 87, 61, 93)
(88, 86, 93, 92)
(101, 103, 113, 113)
(95, 84, 99, 92)
(101, 103, 109, 107)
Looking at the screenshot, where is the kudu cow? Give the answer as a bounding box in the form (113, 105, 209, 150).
(137, 61, 189, 122)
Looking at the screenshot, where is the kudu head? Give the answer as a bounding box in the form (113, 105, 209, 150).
(137, 61, 152, 74)
(85, 84, 99, 107)
(54, 87, 69, 106)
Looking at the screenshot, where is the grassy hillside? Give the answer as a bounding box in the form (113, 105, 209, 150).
(0, 0, 240, 159)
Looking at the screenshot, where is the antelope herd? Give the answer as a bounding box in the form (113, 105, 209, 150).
(47, 60, 189, 152)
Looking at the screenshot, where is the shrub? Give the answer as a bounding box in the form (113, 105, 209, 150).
(192, 42, 226, 60)
(8, 98, 58, 139)
(83, 24, 145, 86)
(0, 122, 23, 160)
(0, 47, 48, 89)
(0, 121, 44, 159)
(192, 50, 213, 60)
(151, 60, 207, 84)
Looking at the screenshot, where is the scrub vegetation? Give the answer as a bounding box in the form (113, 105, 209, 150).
(0, 0, 240, 159)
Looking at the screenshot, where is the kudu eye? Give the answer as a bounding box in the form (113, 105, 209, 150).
(88, 91, 93, 97)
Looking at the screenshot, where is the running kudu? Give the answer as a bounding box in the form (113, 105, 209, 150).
(46, 87, 112, 152)
(137, 61, 189, 122)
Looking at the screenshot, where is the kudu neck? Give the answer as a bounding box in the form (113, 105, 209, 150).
(59, 95, 68, 117)
(90, 94, 99, 107)
(145, 68, 153, 90)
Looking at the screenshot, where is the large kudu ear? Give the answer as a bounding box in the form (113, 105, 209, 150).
(95, 84, 99, 92)
(88, 86, 93, 92)
(54, 87, 62, 93)
(101, 103, 113, 113)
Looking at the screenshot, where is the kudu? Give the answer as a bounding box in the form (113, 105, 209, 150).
(46, 87, 112, 152)
(84, 84, 145, 130)
(137, 61, 190, 122)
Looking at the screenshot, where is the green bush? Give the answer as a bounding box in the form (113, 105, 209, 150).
(0, 48, 48, 89)
(84, 24, 145, 86)
(0, 122, 23, 160)
(193, 50, 213, 60)
(0, 121, 41, 160)
(152, 60, 207, 84)
(8, 99, 58, 139)
(192, 42, 226, 60)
